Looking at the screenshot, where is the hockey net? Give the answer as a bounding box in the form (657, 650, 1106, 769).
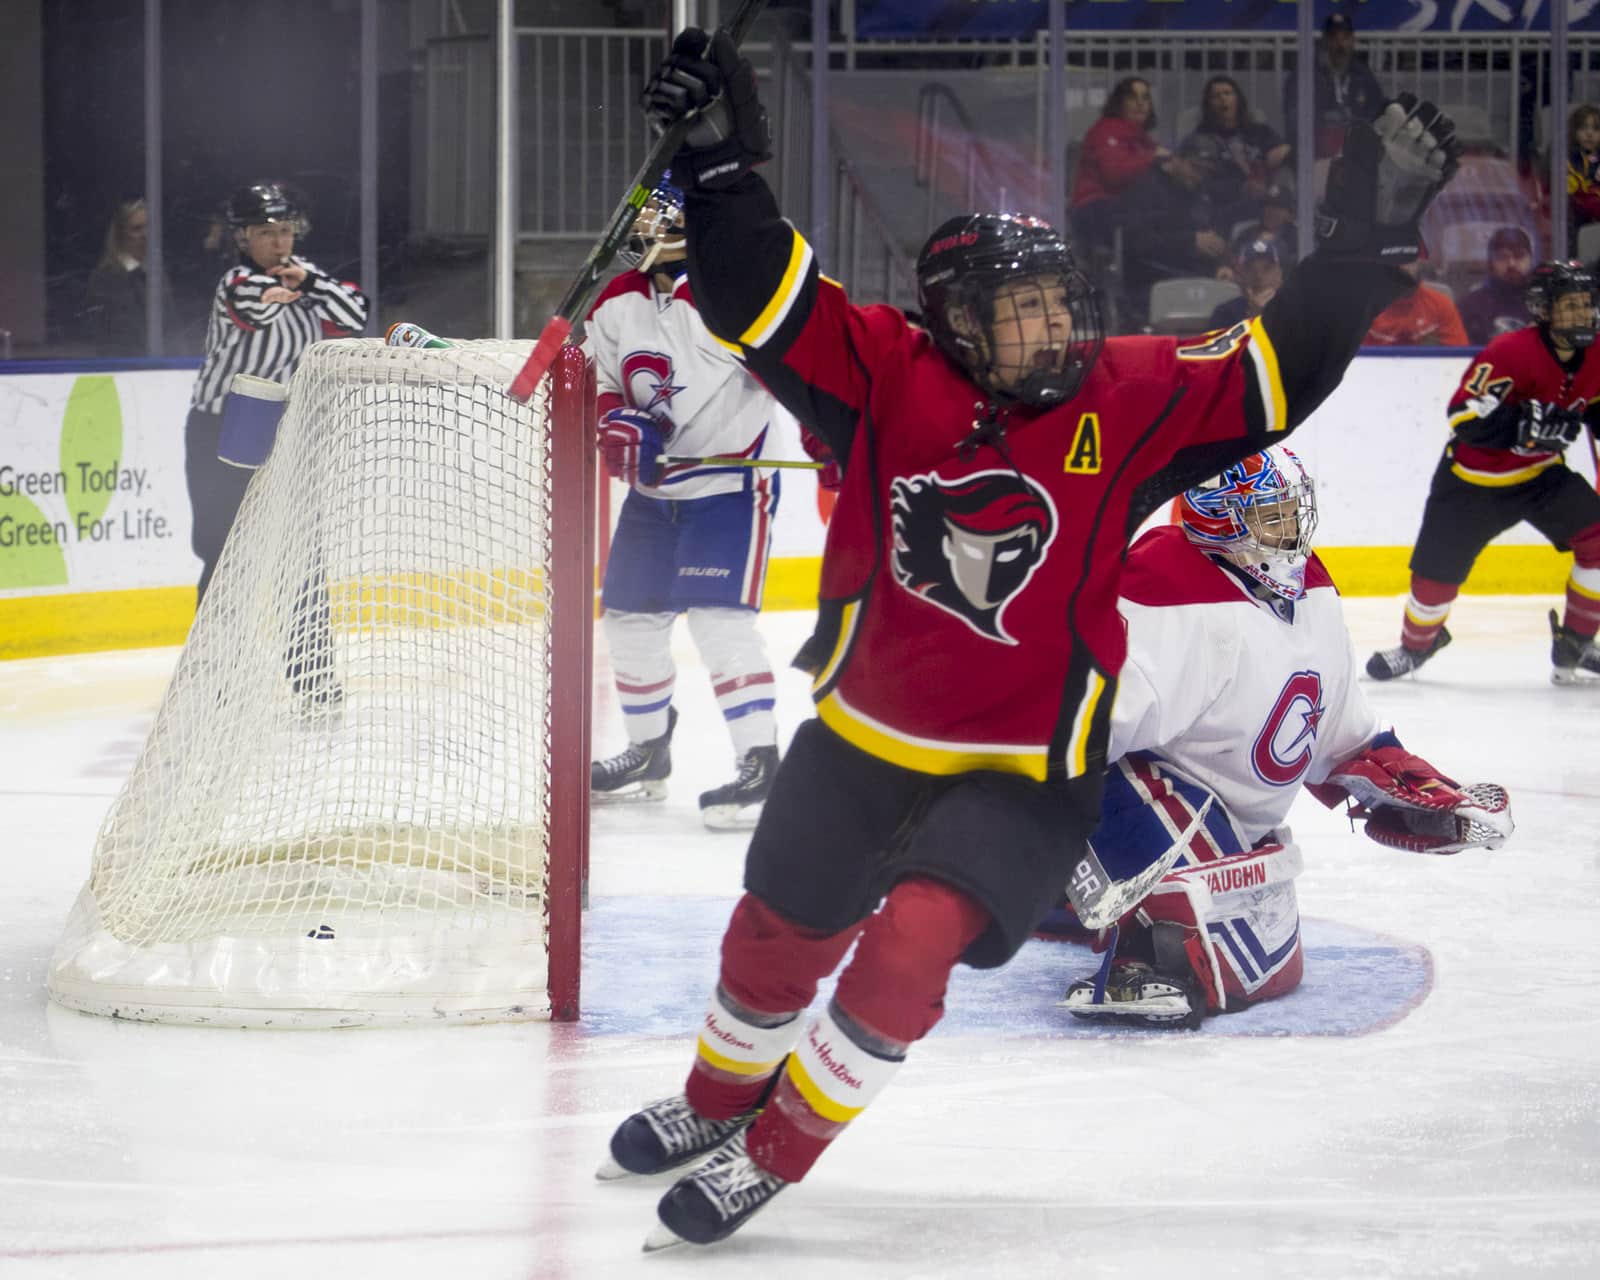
(48, 340, 595, 1027)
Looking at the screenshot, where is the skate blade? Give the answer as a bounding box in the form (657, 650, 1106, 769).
(1551, 668, 1600, 686)
(595, 1154, 634, 1181)
(700, 802, 763, 831)
(591, 781, 669, 805)
(642, 1220, 688, 1253)
(1059, 993, 1195, 1025)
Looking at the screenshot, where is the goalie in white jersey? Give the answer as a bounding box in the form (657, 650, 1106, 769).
(1045, 445, 1513, 1028)
(583, 176, 788, 828)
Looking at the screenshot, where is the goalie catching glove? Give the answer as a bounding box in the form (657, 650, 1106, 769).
(597, 408, 667, 487)
(1316, 92, 1462, 263)
(1308, 736, 1513, 854)
(642, 28, 772, 191)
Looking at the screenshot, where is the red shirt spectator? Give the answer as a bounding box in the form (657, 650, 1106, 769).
(1071, 78, 1166, 209)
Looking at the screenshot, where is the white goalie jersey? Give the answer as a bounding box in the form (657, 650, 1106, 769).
(1110, 527, 1383, 842)
(582, 270, 791, 500)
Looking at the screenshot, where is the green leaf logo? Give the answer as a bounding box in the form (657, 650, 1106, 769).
(0, 491, 67, 587)
(60, 375, 124, 535)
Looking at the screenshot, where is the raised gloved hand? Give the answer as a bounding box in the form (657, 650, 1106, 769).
(641, 28, 771, 190)
(1516, 400, 1584, 452)
(597, 408, 667, 487)
(1315, 93, 1462, 263)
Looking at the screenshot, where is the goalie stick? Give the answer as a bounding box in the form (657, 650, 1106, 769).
(1069, 796, 1214, 930)
(659, 453, 824, 470)
(507, 0, 769, 404)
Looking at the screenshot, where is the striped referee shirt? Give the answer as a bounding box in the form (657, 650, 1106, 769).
(190, 255, 370, 412)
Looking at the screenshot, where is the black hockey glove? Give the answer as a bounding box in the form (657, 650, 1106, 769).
(641, 28, 772, 190)
(1315, 93, 1461, 264)
(1516, 400, 1584, 452)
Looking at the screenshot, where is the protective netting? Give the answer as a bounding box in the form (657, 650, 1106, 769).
(49, 338, 580, 1026)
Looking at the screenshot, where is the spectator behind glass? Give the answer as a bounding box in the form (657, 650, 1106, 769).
(1567, 104, 1600, 257)
(1365, 261, 1470, 347)
(1283, 12, 1386, 160)
(82, 199, 176, 356)
(1179, 77, 1293, 236)
(1458, 226, 1535, 345)
(1209, 234, 1284, 330)
(1070, 77, 1174, 252)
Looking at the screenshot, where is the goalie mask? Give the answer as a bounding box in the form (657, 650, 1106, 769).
(1180, 445, 1318, 601)
(916, 213, 1104, 408)
(1525, 259, 1598, 349)
(619, 175, 687, 273)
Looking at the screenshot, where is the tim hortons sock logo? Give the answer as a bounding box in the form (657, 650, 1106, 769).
(807, 1026, 863, 1091)
(1201, 860, 1268, 896)
(703, 1011, 756, 1055)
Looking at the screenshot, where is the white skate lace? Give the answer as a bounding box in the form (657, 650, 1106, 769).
(594, 744, 648, 782)
(643, 1096, 739, 1159)
(695, 1132, 784, 1217)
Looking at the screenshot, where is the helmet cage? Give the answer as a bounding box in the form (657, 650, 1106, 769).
(1526, 260, 1599, 349)
(619, 183, 688, 272)
(1180, 447, 1318, 601)
(917, 215, 1105, 407)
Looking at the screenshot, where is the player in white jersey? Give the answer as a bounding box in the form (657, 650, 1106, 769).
(1044, 446, 1513, 1027)
(583, 176, 787, 829)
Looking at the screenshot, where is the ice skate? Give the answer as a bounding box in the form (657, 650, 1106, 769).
(1549, 610, 1600, 685)
(591, 707, 676, 804)
(1060, 959, 1205, 1030)
(595, 1091, 755, 1182)
(1365, 626, 1451, 681)
(698, 744, 778, 830)
(643, 1128, 787, 1252)
(292, 674, 345, 726)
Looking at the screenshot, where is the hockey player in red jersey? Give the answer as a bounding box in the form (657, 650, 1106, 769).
(601, 28, 1461, 1252)
(1043, 447, 1511, 1029)
(1368, 260, 1600, 684)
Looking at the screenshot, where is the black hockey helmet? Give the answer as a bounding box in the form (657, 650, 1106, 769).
(915, 213, 1103, 407)
(226, 182, 308, 235)
(1525, 259, 1598, 348)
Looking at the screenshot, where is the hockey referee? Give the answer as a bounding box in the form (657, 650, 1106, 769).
(185, 182, 369, 603)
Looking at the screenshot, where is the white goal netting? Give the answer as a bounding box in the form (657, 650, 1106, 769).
(48, 339, 593, 1027)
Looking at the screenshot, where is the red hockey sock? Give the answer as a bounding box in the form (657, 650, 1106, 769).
(684, 893, 862, 1121)
(744, 877, 990, 1182)
(1401, 575, 1458, 650)
(1561, 523, 1600, 638)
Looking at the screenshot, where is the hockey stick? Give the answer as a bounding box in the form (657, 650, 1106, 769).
(507, 0, 769, 404)
(1068, 796, 1214, 930)
(659, 453, 823, 470)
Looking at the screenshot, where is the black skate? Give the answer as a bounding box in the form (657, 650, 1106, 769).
(291, 674, 345, 725)
(698, 745, 778, 830)
(1366, 626, 1451, 681)
(1549, 609, 1600, 685)
(1060, 959, 1205, 1030)
(643, 1128, 788, 1252)
(595, 1092, 756, 1182)
(591, 707, 676, 803)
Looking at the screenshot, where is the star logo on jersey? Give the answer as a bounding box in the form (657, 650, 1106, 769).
(890, 468, 1057, 643)
(621, 349, 685, 418)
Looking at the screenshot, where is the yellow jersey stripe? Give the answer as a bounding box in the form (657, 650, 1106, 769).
(1568, 574, 1600, 601)
(695, 1038, 786, 1078)
(815, 689, 1048, 780)
(739, 228, 813, 349)
(1449, 457, 1560, 487)
(1246, 317, 1287, 433)
(1448, 406, 1482, 429)
(784, 1052, 864, 1125)
(810, 599, 862, 693)
(1066, 670, 1107, 777)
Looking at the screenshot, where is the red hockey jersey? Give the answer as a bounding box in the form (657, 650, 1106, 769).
(1445, 324, 1600, 485)
(684, 175, 1406, 787)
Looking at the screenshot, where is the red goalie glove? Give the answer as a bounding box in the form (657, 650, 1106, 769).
(1309, 744, 1514, 854)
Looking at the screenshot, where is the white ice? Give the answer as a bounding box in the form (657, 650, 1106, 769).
(2, 599, 1598, 1279)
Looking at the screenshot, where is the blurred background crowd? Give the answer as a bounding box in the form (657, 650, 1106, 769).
(6, 0, 1600, 363)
